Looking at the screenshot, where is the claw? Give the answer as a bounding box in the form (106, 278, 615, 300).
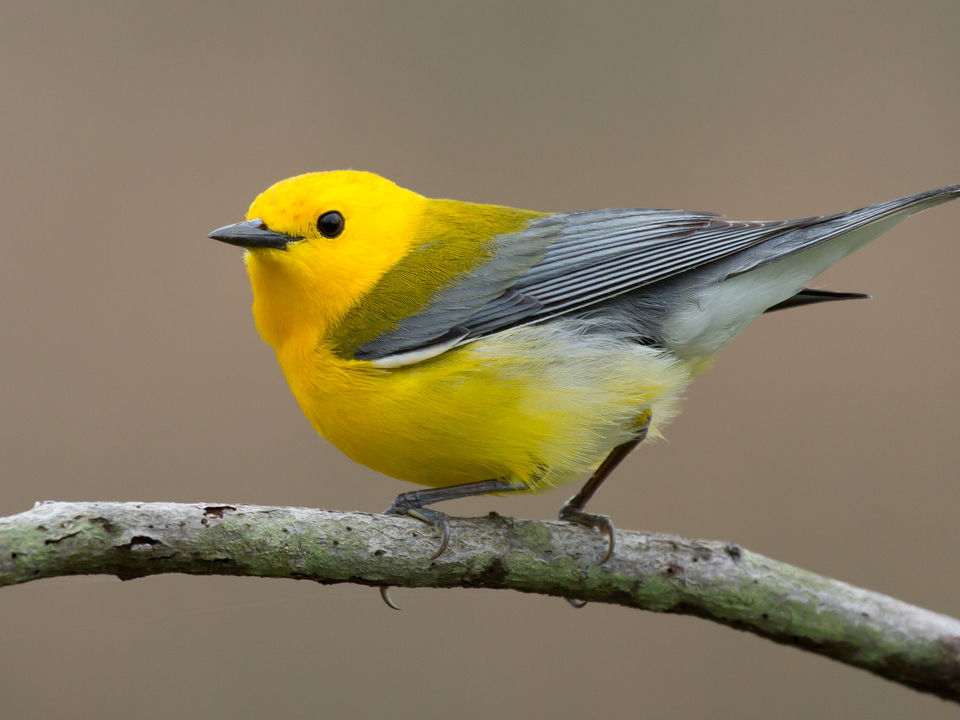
(406, 508, 450, 560)
(559, 506, 617, 565)
(429, 517, 450, 560)
(599, 521, 616, 565)
(566, 598, 588, 609)
(380, 586, 401, 610)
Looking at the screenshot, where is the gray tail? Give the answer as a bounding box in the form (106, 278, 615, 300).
(721, 184, 960, 281)
(764, 288, 871, 314)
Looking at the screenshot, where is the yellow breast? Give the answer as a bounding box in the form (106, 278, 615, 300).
(276, 319, 693, 490)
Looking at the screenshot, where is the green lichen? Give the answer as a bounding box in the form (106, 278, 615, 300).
(3, 502, 959, 702)
(511, 520, 553, 554)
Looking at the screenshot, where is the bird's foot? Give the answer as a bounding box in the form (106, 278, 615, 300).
(379, 494, 451, 611)
(378, 479, 518, 610)
(384, 494, 451, 561)
(558, 503, 616, 566)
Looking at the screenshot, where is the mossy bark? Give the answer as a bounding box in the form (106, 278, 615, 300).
(1, 501, 958, 702)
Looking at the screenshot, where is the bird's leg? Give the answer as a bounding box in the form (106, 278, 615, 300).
(384, 478, 521, 560)
(559, 410, 652, 566)
(380, 478, 523, 610)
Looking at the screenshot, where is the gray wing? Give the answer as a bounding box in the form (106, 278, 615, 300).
(354, 208, 819, 362)
(488, 211, 825, 328)
(356, 184, 960, 364)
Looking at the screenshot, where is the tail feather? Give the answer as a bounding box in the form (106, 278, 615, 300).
(764, 288, 871, 314)
(721, 185, 960, 281)
(661, 184, 960, 358)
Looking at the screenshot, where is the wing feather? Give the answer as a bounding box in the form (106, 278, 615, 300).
(354, 208, 810, 361)
(354, 185, 960, 364)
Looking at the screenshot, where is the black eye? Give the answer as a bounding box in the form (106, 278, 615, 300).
(317, 211, 344, 238)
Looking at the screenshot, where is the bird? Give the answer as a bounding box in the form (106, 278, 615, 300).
(209, 171, 959, 579)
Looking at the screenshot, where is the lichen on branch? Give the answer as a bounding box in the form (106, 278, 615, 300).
(1, 501, 958, 702)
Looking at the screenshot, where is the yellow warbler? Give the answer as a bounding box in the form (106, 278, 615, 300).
(210, 171, 959, 567)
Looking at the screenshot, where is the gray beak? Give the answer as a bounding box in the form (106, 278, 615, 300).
(208, 218, 300, 250)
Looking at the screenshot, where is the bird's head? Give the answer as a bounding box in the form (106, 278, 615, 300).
(209, 171, 427, 352)
(211, 171, 543, 361)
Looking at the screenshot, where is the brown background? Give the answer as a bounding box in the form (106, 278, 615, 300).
(2, 2, 959, 718)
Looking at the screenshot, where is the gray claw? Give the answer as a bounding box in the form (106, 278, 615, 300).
(428, 515, 450, 560)
(406, 508, 451, 560)
(380, 586, 401, 610)
(559, 507, 617, 565)
(599, 522, 616, 565)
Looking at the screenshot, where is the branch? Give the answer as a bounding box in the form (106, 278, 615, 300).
(2, 501, 958, 701)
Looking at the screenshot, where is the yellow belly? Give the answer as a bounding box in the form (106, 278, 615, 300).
(279, 320, 696, 491)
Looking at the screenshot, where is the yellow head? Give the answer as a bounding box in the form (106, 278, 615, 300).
(230, 171, 426, 353)
(210, 170, 542, 361)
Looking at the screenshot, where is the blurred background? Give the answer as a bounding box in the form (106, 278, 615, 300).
(2, 1, 959, 718)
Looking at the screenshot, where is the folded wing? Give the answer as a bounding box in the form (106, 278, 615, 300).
(353, 185, 960, 366)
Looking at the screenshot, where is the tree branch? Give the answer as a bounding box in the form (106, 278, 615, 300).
(2, 501, 958, 701)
